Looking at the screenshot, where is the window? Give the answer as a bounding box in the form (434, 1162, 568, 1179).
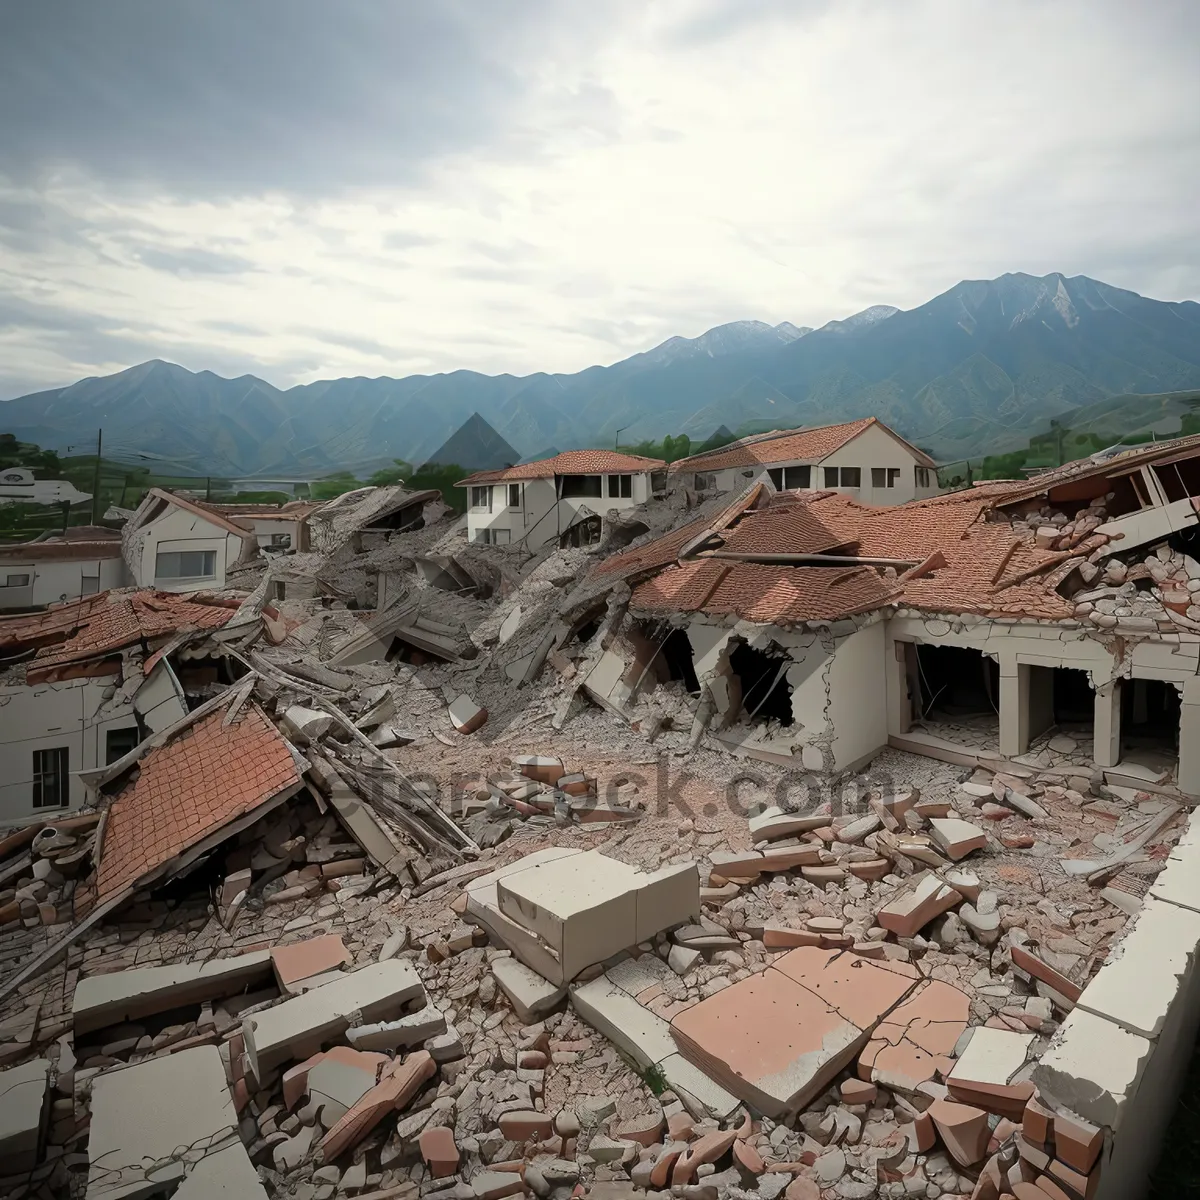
(155, 549, 216, 580)
(470, 486, 492, 511)
(32, 747, 69, 810)
(507, 483, 521, 508)
(693, 473, 716, 491)
(2, 573, 30, 588)
(475, 528, 494, 545)
(783, 465, 810, 489)
(825, 467, 861, 488)
(561, 475, 603, 499)
(607, 474, 632, 499)
(871, 468, 901, 489)
(916, 466, 932, 488)
(105, 727, 140, 764)
(269, 533, 291, 548)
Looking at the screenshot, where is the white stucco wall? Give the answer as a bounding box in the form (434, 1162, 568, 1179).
(129, 505, 247, 591)
(466, 473, 654, 550)
(0, 555, 130, 610)
(825, 620, 889, 769)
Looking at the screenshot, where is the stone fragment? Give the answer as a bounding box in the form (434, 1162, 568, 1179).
(876, 873, 961, 938)
(449, 695, 488, 734)
(271, 934, 353, 994)
(928, 819, 988, 861)
(946, 1027, 1036, 1118)
(491, 957, 566, 1023)
(0, 1058, 50, 1174)
(929, 1098, 989, 1167)
(320, 1050, 436, 1161)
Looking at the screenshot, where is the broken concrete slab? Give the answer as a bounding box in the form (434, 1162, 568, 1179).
(448, 694, 487, 734)
(748, 806, 831, 841)
(569, 976, 677, 1072)
(0, 1058, 50, 1175)
(86, 1045, 258, 1198)
(271, 933, 353, 994)
(514, 755, 564, 785)
(1074, 895, 1200, 1040)
(171, 1137, 269, 1199)
(1032, 1008, 1154, 1131)
(73, 949, 274, 1036)
(946, 1027, 1037, 1116)
(243, 959, 424, 1080)
(929, 1097, 989, 1167)
(1011, 943, 1083, 1006)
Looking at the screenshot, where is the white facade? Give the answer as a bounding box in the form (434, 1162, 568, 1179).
(0, 468, 91, 507)
(124, 498, 254, 592)
(465, 471, 656, 551)
(0, 553, 130, 611)
(690, 423, 940, 505)
(0, 660, 187, 826)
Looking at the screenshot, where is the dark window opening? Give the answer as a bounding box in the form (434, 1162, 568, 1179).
(32, 747, 69, 809)
(729, 641, 793, 726)
(105, 726, 140, 764)
(659, 627, 700, 694)
(605, 519, 650, 549)
(573, 615, 602, 644)
(915, 644, 999, 720)
(366, 502, 425, 532)
(508, 483, 521, 508)
(1052, 667, 1094, 725)
(386, 636, 452, 666)
(872, 467, 902, 488)
(1122, 678, 1180, 758)
(824, 466, 862, 488)
(607, 474, 632, 499)
(560, 515, 602, 548)
(561, 475, 603, 499)
(1155, 458, 1200, 505)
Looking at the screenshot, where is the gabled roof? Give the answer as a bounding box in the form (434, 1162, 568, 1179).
(458, 449, 665, 486)
(96, 703, 302, 899)
(135, 488, 256, 538)
(669, 417, 937, 474)
(0, 588, 240, 680)
(0, 537, 124, 562)
(209, 501, 324, 521)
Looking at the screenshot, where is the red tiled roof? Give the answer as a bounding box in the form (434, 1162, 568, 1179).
(0, 539, 123, 562)
(0, 589, 238, 678)
(458, 450, 665, 485)
(632, 559, 900, 624)
(96, 704, 301, 899)
(141, 488, 255, 537)
(669, 418, 937, 474)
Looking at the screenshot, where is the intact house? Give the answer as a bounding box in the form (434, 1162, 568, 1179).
(670, 417, 941, 505)
(458, 450, 666, 552)
(0, 527, 131, 611)
(565, 432, 1200, 800)
(0, 589, 250, 826)
(122, 489, 261, 592)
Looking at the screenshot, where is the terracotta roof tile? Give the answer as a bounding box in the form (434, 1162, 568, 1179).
(670, 418, 936, 474)
(0, 589, 238, 678)
(96, 704, 300, 899)
(459, 449, 665, 485)
(632, 559, 900, 624)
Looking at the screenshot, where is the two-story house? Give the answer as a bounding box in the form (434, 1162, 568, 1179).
(458, 451, 666, 551)
(671, 417, 940, 505)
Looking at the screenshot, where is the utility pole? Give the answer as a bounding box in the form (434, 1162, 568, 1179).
(90, 429, 102, 525)
(614, 426, 628, 451)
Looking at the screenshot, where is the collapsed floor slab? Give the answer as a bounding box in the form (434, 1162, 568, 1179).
(85, 1045, 264, 1199)
(72, 949, 274, 1036)
(0, 1058, 50, 1176)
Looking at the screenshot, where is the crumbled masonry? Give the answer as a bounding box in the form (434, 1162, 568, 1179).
(8, 428, 1200, 1198)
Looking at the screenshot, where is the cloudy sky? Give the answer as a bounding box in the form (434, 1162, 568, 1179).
(0, 0, 1196, 398)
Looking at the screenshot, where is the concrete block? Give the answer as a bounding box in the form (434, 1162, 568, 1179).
(243, 960, 424, 1080)
(171, 1138, 269, 1198)
(448, 695, 487, 734)
(0, 1058, 49, 1175)
(1075, 895, 1200, 1040)
(1032, 1008, 1154, 1131)
(320, 1049, 435, 1161)
(928, 818, 989, 861)
(73, 950, 273, 1036)
(514, 755, 564, 785)
(86, 1046, 257, 1198)
(657, 1052, 742, 1121)
(946, 1027, 1037, 1115)
(497, 850, 641, 982)
(307, 1052, 382, 1126)
(491, 956, 567, 1023)
(748, 806, 831, 840)
(876, 873, 962, 938)
(1148, 808, 1200, 914)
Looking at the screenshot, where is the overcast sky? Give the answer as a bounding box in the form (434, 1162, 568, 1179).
(0, 0, 1196, 398)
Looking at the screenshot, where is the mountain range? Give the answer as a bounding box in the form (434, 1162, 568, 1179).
(2, 272, 1198, 476)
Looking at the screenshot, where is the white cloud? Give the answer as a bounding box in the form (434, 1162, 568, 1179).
(0, 0, 1196, 396)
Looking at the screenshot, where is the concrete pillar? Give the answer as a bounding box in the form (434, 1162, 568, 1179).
(886, 640, 914, 735)
(1178, 679, 1200, 799)
(1093, 681, 1121, 768)
(999, 660, 1029, 758)
(1027, 665, 1055, 745)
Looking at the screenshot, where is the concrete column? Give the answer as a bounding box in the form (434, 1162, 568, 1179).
(999, 660, 1029, 758)
(1093, 680, 1121, 768)
(1028, 665, 1055, 745)
(886, 640, 914, 735)
(1178, 679, 1200, 799)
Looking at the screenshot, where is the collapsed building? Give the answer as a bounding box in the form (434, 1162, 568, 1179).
(3, 437, 1200, 1200)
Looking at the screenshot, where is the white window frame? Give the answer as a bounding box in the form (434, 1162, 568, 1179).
(824, 466, 862, 488)
(507, 483, 521, 509)
(154, 548, 217, 581)
(470, 486, 493, 512)
(607, 474, 632, 499)
(872, 467, 902, 489)
(2, 573, 31, 588)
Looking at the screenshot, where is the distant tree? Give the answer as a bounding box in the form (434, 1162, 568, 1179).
(367, 459, 414, 487)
